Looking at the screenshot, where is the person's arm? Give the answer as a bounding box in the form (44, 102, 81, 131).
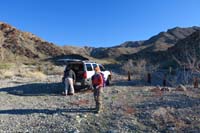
(63, 66, 67, 78)
(73, 71, 76, 82)
(62, 67, 67, 82)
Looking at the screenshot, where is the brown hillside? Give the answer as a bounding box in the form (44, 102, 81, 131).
(88, 27, 200, 59)
(0, 22, 75, 61)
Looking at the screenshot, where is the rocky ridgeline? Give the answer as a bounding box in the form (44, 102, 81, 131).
(0, 22, 66, 59)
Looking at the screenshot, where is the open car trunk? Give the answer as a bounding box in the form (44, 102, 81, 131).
(68, 62, 85, 82)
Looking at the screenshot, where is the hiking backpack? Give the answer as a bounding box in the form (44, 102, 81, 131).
(100, 73, 106, 87)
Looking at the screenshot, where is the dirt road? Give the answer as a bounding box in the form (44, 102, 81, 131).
(0, 75, 200, 132)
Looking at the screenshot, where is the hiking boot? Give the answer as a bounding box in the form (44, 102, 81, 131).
(62, 92, 67, 96)
(94, 110, 100, 114)
(94, 108, 102, 114)
(68, 93, 74, 96)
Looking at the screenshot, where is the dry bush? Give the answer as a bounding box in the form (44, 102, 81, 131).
(0, 70, 15, 79)
(20, 71, 47, 80)
(122, 59, 147, 79)
(0, 62, 47, 81)
(133, 59, 147, 75)
(0, 63, 15, 79)
(172, 45, 200, 85)
(16, 66, 47, 80)
(122, 59, 134, 73)
(35, 63, 63, 75)
(4, 71, 14, 78)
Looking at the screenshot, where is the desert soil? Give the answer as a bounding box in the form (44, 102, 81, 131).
(0, 74, 200, 132)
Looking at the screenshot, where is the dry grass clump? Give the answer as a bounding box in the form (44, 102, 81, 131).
(35, 63, 63, 75)
(121, 59, 147, 80)
(26, 71, 47, 80)
(17, 70, 47, 81)
(0, 63, 15, 79)
(0, 63, 14, 70)
(0, 70, 15, 79)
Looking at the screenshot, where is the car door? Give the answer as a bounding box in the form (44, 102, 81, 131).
(98, 64, 109, 80)
(85, 63, 95, 79)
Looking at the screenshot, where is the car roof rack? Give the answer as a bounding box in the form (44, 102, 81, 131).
(57, 58, 90, 62)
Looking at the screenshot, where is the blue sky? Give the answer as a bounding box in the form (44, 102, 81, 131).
(1, 0, 200, 47)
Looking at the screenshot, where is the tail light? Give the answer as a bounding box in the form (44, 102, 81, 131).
(109, 70, 112, 80)
(83, 72, 87, 79)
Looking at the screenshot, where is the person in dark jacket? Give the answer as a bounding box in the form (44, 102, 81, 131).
(62, 66, 76, 95)
(91, 66, 103, 113)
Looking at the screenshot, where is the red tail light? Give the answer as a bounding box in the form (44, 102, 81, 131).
(83, 72, 87, 79)
(108, 70, 112, 81)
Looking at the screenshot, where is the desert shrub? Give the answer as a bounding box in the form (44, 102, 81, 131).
(34, 63, 57, 75)
(122, 59, 158, 80)
(0, 70, 15, 79)
(122, 59, 134, 73)
(122, 59, 147, 77)
(23, 61, 38, 66)
(19, 71, 47, 80)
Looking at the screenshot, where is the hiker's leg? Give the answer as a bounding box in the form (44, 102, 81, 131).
(93, 87, 98, 109)
(64, 78, 69, 95)
(68, 78, 74, 94)
(96, 88, 103, 112)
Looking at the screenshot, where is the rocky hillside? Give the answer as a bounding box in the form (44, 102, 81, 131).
(89, 46, 145, 59)
(0, 22, 68, 61)
(168, 30, 200, 63)
(1, 22, 200, 66)
(118, 29, 200, 68)
(0, 22, 91, 62)
(115, 41, 145, 48)
(89, 26, 200, 59)
(138, 26, 200, 53)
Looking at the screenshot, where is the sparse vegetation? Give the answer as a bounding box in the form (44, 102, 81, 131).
(0, 63, 13, 70)
(0, 22, 200, 132)
(0, 75, 199, 132)
(122, 59, 158, 81)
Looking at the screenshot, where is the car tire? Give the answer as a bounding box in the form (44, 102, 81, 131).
(106, 75, 111, 86)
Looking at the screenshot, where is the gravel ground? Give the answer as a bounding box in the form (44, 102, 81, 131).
(0, 74, 200, 132)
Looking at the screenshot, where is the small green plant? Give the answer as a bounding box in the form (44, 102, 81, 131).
(4, 75, 12, 79)
(0, 63, 12, 70)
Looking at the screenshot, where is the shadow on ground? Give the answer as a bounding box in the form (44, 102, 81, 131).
(0, 108, 96, 115)
(0, 82, 88, 96)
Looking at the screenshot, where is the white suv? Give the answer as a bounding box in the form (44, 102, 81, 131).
(59, 59, 112, 87)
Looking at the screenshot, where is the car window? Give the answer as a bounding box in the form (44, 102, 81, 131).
(99, 65, 105, 71)
(86, 64, 93, 71)
(92, 64, 97, 69)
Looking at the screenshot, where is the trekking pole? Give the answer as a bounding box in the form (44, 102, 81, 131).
(147, 73, 151, 84)
(163, 75, 166, 87)
(128, 71, 131, 81)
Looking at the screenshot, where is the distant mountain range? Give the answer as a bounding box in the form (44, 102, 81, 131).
(90, 26, 200, 59)
(117, 28, 200, 68)
(0, 21, 200, 67)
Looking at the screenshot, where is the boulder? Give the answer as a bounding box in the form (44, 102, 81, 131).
(151, 85, 161, 92)
(175, 84, 187, 91)
(161, 87, 170, 91)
